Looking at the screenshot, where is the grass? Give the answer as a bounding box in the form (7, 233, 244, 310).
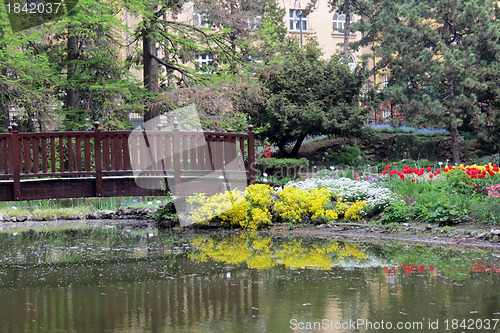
(0, 196, 169, 219)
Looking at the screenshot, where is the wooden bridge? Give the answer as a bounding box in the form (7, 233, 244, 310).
(0, 122, 255, 201)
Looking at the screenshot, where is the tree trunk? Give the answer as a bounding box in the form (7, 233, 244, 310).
(450, 121, 461, 164)
(277, 134, 307, 158)
(143, 25, 159, 130)
(343, 0, 351, 59)
(65, 26, 80, 127)
(447, 80, 460, 164)
(289, 134, 307, 157)
(278, 143, 290, 157)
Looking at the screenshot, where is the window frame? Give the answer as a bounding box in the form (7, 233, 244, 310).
(194, 53, 216, 74)
(332, 11, 355, 34)
(289, 9, 308, 32)
(194, 6, 214, 28)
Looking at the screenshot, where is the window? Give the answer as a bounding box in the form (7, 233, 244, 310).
(194, 53, 215, 73)
(194, 6, 214, 28)
(333, 12, 354, 33)
(289, 9, 308, 32)
(340, 54, 356, 72)
(382, 75, 390, 88)
(247, 15, 262, 30)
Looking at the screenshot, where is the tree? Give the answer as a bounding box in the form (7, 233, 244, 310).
(250, 40, 366, 157)
(124, 0, 270, 127)
(306, 0, 372, 59)
(0, 13, 62, 132)
(58, 0, 141, 130)
(359, 0, 500, 163)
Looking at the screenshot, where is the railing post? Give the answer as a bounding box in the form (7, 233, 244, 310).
(9, 124, 21, 200)
(172, 119, 181, 193)
(247, 125, 256, 184)
(94, 122, 103, 197)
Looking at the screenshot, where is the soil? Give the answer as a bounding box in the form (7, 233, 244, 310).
(2, 218, 499, 251)
(269, 222, 500, 250)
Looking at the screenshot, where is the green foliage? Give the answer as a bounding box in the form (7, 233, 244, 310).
(332, 146, 366, 166)
(380, 201, 412, 224)
(256, 157, 309, 179)
(469, 197, 500, 225)
(414, 197, 469, 226)
(360, 0, 500, 162)
(478, 154, 500, 167)
(384, 175, 435, 204)
(249, 38, 367, 157)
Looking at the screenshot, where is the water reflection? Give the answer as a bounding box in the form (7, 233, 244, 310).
(189, 233, 368, 270)
(0, 229, 498, 332)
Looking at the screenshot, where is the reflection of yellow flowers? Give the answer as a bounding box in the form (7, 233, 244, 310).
(188, 233, 368, 271)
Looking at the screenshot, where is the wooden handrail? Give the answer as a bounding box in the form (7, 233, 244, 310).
(0, 123, 255, 201)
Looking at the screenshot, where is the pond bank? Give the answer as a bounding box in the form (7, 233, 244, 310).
(1, 217, 499, 250)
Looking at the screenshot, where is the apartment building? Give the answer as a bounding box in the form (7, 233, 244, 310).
(122, 1, 389, 125)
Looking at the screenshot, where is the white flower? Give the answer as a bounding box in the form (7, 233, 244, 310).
(11, 206, 17, 210)
(263, 173, 268, 177)
(330, 166, 335, 170)
(286, 177, 398, 211)
(147, 201, 153, 205)
(156, 200, 162, 204)
(438, 162, 443, 166)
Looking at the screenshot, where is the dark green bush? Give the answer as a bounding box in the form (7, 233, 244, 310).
(332, 145, 366, 167)
(256, 157, 309, 179)
(478, 153, 500, 166)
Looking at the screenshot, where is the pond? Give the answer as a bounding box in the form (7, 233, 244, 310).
(0, 229, 499, 332)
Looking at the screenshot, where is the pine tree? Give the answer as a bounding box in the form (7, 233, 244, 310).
(360, 0, 500, 163)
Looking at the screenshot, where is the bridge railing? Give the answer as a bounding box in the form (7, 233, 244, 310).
(0, 123, 255, 201)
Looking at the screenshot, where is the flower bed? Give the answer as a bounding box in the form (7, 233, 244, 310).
(175, 162, 500, 229)
(184, 178, 400, 229)
(377, 163, 500, 225)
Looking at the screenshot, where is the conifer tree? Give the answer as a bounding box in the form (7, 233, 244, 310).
(360, 0, 500, 163)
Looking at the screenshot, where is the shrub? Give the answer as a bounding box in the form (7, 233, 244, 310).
(185, 184, 275, 229)
(413, 195, 470, 226)
(256, 157, 309, 179)
(469, 197, 500, 225)
(289, 178, 398, 215)
(274, 187, 338, 224)
(380, 201, 413, 224)
(478, 154, 500, 167)
(332, 145, 366, 167)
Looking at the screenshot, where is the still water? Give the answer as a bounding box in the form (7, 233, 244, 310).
(0, 229, 499, 333)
